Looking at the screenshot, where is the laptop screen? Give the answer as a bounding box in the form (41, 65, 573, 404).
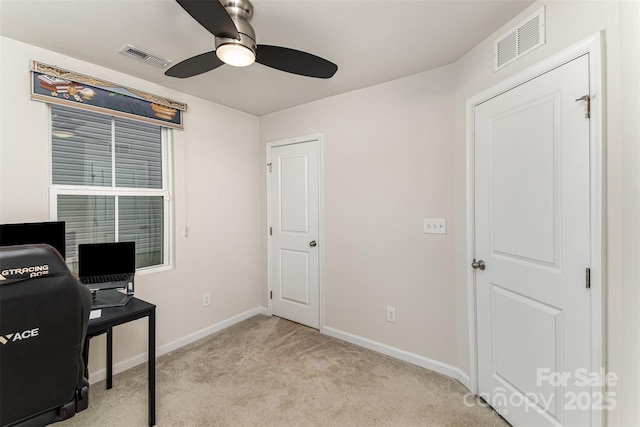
(78, 242, 135, 277)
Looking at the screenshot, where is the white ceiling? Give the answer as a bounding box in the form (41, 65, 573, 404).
(0, 0, 532, 116)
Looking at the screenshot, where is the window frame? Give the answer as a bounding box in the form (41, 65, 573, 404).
(48, 105, 173, 274)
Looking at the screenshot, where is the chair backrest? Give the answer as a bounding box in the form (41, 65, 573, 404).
(0, 244, 92, 426)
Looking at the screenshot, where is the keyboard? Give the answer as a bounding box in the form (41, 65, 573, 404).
(80, 273, 132, 285)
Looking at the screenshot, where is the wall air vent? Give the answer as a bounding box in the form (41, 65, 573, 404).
(494, 7, 545, 71)
(119, 45, 171, 68)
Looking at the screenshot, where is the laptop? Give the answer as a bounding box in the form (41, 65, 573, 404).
(78, 242, 135, 308)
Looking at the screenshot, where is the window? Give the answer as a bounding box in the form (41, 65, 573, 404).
(50, 105, 170, 272)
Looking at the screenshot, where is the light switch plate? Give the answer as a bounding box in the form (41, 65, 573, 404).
(424, 218, 446, 234)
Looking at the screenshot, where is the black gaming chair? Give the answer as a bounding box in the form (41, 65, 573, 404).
(0, 244, 92, 426)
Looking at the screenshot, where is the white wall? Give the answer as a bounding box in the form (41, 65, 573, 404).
(454, 1, 640, 425)
(260, 66, 459, 371)
(0, 36, 263, 376)
(617, 1, 640, 425)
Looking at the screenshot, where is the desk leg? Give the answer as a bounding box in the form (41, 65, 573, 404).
(149, 308, 156, 426)
(83, 337, 90, 380)
(106, 328, 113, 390)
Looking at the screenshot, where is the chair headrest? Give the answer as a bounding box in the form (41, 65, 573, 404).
(0, 244, 69, 285)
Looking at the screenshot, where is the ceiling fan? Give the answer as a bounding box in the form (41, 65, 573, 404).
(165, 0, 338, 79)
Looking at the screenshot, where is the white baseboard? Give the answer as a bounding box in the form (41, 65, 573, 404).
(322, 326, 471, 391)
(88, 306, 268, 384)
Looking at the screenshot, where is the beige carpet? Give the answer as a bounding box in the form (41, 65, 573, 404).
(60, 315, 508, 426)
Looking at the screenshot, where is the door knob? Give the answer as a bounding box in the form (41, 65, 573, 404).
(471, 259, 486, 270)
(309, 240, 317, 247)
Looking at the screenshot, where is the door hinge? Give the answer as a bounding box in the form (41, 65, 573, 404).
(585, 267, 591, 289)
(270, 291, 273, 300)
(575, 95, 590, 119)
(269, 227, 272, 236)
(267, 163, 272, 172)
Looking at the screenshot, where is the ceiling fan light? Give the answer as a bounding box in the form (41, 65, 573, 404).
(216, 44, 255, 67)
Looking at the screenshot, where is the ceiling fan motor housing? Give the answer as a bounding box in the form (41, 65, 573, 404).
(215, 0, 257, 56)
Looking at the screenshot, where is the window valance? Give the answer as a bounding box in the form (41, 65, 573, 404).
(30, 61, 187, 130)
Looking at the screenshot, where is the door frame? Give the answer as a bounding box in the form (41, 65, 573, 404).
(266, 134, 324, 331)
(465, 32, 605, 423)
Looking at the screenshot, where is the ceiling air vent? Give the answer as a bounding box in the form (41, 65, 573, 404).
(494, 7, 545, 71)
(119, 45, 171, 68)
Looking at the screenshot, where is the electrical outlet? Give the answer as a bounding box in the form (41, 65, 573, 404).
(387, 306, 396, 323)
(202, 292, 211, 307)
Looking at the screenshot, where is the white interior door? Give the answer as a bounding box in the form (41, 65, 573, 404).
(474, 54, 593, 426)
(269, 139, 320, 329)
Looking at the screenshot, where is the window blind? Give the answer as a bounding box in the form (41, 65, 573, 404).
(52, 106, 112, 186)
(115, 118, 162, 189)
(119, 196, 164, 268)
(57, 195, 115, 258)
(52, 104, 167, 269)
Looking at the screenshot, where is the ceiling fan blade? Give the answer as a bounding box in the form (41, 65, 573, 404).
(256, 45, 338, 79)
(176, 0, 239, 39)
(165, 51, 224, 78)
